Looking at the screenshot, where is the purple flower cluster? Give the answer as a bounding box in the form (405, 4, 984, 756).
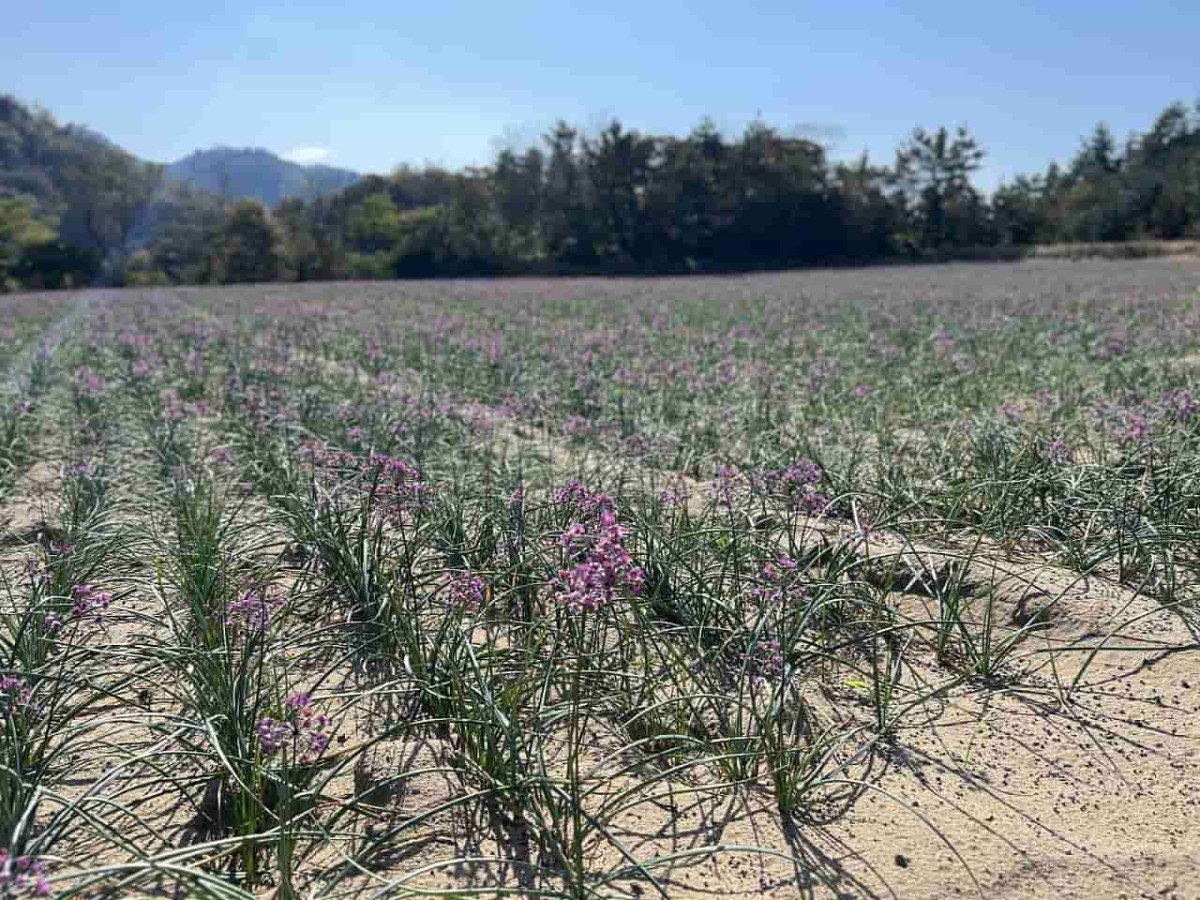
(117, 330, 152, 350)
(159, 387, 185, 423)
(773, 459, 822, 489)
(934, 329, 957, 358)
(1000, 402, 1024, 422)
(44, 584, 113, 632)
(657, 482, 692, 509)
(257, 718, 291, 755)
(302, 443, 429, 514)
(130, 358, 156, 379)
(366, 452, 429, 513)
(749, 555, 807, 607)
(180, 348, 206, 379)
(744, 637, 784, 680)
(70, 584, 112, 618)
(761, 459, 830, 513)
(71, 460, 97, 479)
(1123, 412, 1150, 444)
(73, 367, 104, 399)
(553, 479, 595, 508)
(1163, 388, 1198, 422)
(444, 572, 486, 612)
(227, 588, 283, 631)
(553, 492, 644, 613)
(561, 414, 594, 438)
(1, 676, 34, 719)
(0, 849, 50, 896)
(1043, 438, 1074, 466)
(711, 465, 742, 509)
(258, 693, 332, 763)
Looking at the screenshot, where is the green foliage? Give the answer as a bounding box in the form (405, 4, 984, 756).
(12, 239, 101, 289)
(1, 94, 170, 287)
(259, 105, 1200, 276)
(122, 249, 170, 286)
(893, 125, 987, 250)
(344, 192, 402, 253)
(1, 95, 163, 256)
(221, 201, 283, 284)
(0, 196, 55, 289)
(6, 92, 1200, 289)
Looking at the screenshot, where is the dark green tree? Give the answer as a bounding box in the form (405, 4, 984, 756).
(221, 200, 282, 283)
(893, 126, 986, 250)
(583, 121, 655, 263)
(992, 175, 1048, 245)
(542, 123, 593, 261)
(492, 146, 544, 261)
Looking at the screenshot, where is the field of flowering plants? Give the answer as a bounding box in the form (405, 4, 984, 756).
(1, 260, 1198, 899)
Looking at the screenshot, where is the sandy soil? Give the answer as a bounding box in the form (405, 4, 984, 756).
(332, 574, 1198, 899)
(1, 379, 1196, 900)
(298, 349, 1200, 900)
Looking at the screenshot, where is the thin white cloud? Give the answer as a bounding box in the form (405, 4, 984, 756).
(282, 146, 332, 165)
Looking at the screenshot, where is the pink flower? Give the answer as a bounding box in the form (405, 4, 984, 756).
(0, 848, 50, 896)
(1, 676, 34, 718)
(258, 694, 332, 763)
(711, 466, 741, 508)
(552, 497, 643, 613)
(558, 523, 587, 550)
(67, 584, 113, 621)
(1044, 438, 1073, 465)
(444, 573, 486, 612)
(227, 589, 282, 630)
(562, 415, 593, 438)
(744, 638, 784, 679)
(1124, 413, 1150, 443)
(1164, 389, 1198, 422)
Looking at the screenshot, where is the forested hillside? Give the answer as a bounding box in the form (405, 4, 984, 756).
(0, 95, 229, 287)
(3, 93, 1200, 290)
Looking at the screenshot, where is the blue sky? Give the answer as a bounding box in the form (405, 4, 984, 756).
(2, 0, 1197, 188)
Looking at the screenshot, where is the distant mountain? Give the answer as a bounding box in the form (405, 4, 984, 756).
(166, 147, 360, 206)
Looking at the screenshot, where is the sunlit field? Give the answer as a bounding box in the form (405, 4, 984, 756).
(1, 259, 1198, 898)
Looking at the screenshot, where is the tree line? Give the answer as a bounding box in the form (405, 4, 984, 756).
(3, 94, 1200, 290)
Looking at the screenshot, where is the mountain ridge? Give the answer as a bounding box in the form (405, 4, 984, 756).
(165, 146, 361, 206)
